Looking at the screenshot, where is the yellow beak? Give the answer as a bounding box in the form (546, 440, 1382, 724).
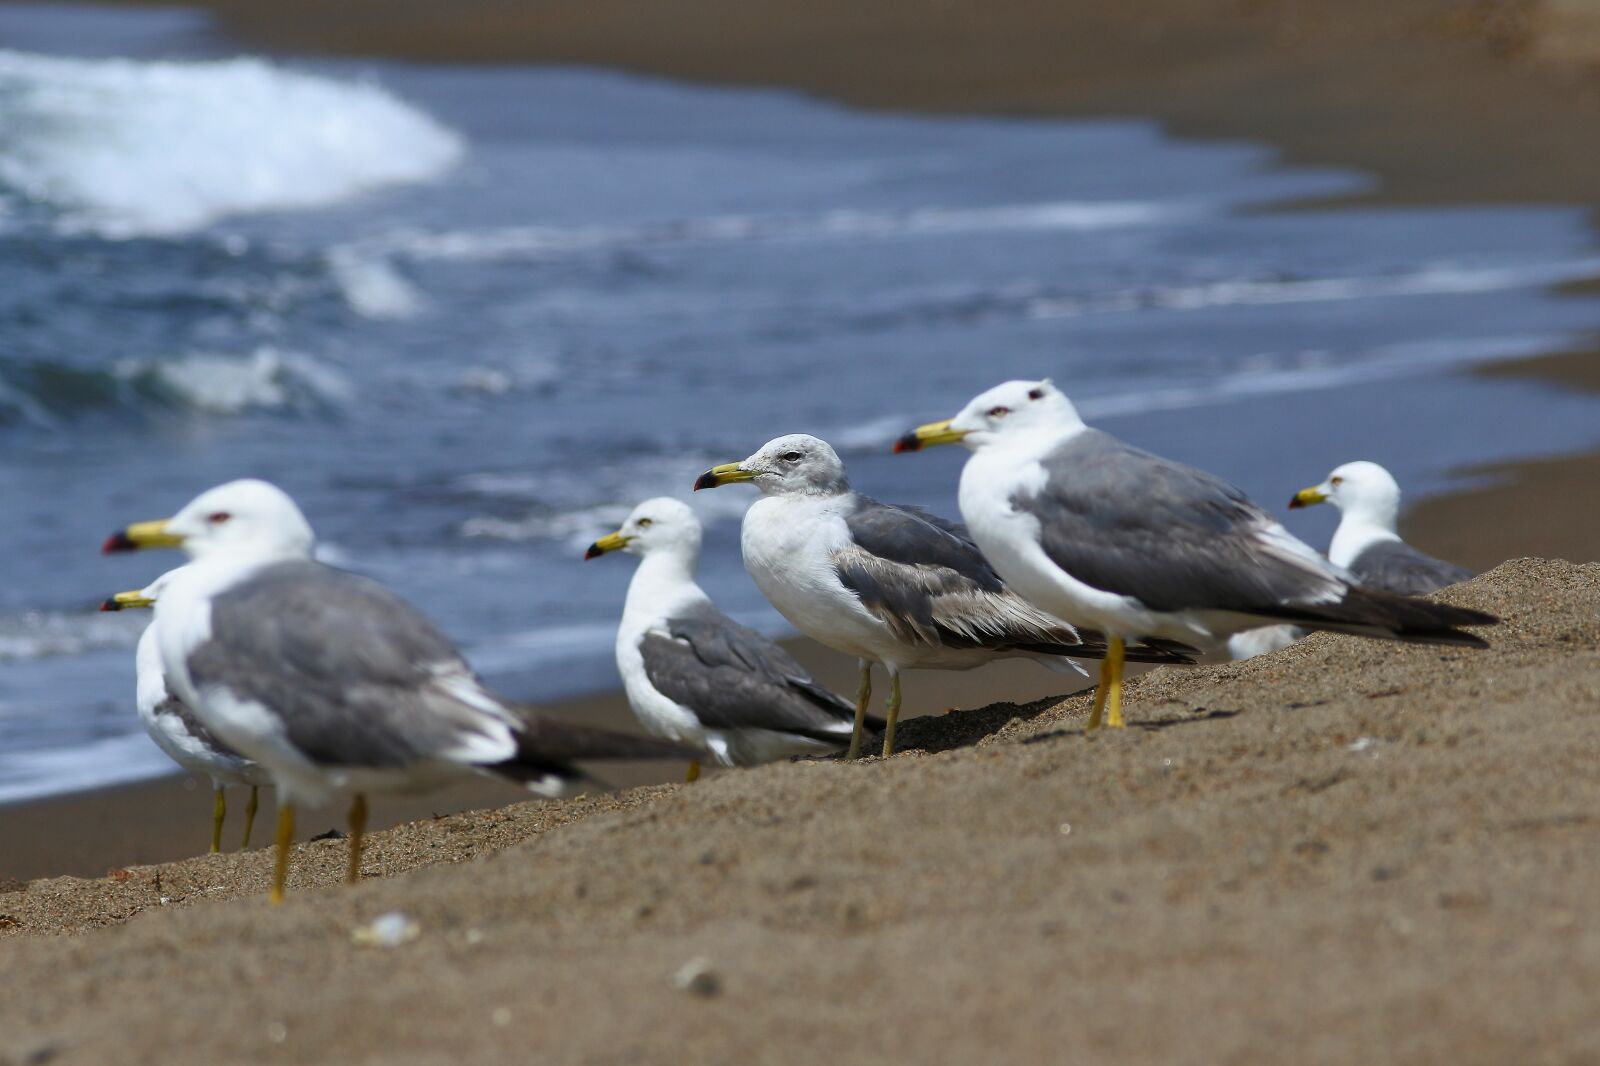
(893, 419, 968, 453)
(103, 519, 184, 553)
(693, 462, 759, 491)
(100, 589, 156, 612)
(1288, 487, 1328, 510)
(584, 530, 632, 560)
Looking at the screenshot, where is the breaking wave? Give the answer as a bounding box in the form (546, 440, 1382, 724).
(0, 50, 462, 237)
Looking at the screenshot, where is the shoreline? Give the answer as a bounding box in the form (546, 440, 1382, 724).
(76, 0, 1600, 209)
(6, 333, 1596, 879)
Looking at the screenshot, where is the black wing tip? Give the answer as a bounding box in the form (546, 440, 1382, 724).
(1259, 586, 1500, 648)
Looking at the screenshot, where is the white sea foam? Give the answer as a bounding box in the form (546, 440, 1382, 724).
(827, 332, 1577, 449)
(0, 610, 144, 663)
(0, 50, 463, 237)
(457, 462, 753, 549)
(362, 198, 1189, 264)
(1026, 257, 1600, 321)
(117, 347, 352, 414)
(325, 246, 425, 320)
(0, 730, 175, 804)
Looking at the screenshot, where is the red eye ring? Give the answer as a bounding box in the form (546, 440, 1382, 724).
(208, 511, 232, 524)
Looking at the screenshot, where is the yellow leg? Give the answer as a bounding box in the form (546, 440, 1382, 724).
(1087, 638, 1127, 730)
(880, 670, 903, 758)
(239, 786, 259, 851)
(1105, 637, 1127, 729)
(270, 803, 295, 905)
(685, 760, 701, 783)
(1087, 659, 1110, 730)
(210, 786, 226, 854)
(846, 660, 872, 761)
(346, 793, 368, 885)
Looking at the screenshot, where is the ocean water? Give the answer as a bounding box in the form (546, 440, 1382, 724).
(1, 3, 1598, 804)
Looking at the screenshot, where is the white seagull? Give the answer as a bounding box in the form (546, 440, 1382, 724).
(896, 380, 1497, 729)
(585, 497, 870, 779)
(103, 479, 694, 903)
(693, 435, 1194, 757)
(1289, 460, 1476, 596)
(102, 568, 272, 854)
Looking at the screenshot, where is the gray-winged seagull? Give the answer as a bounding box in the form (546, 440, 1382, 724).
(896, 380, 1497, 729)
(104, 479, 694, 903)
(1289, 461, 1476, 596)
(585, 497, 871, 780)
(693, 435, 1194, 758)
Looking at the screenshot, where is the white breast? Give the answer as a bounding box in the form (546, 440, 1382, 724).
(740, 495, 922, 667)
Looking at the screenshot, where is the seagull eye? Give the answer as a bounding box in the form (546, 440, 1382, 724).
(987, 406, 1011, 418)
(207, 511, 232, 524)
(781, 451, 803, 463)
(1027, 387, 1046, 400)
(636, 517, 653, 528)
(1330, 476, 1343, 486)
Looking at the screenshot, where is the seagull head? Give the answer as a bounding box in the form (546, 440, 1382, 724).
(585, 497, 702, 561)
(895, 379, 1078, 453)
(694, 434, 849, 497)
(101, 565, 190, 611)
(103, 479, 315, 562)
(1289, 460, 1400, 530)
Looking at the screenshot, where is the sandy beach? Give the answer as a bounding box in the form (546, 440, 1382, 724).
(3, 1, 1600, 1062)
(3, 560, 1596, 1063)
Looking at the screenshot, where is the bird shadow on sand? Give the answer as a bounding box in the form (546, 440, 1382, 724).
(1018, 708, 1241, 747)
(836, 697, 1243, 758)
(848, 694, 1070, 756)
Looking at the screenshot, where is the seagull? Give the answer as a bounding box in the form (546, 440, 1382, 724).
(103, 479, 694, 903)
(693, 435, 1194, 757)
(1289, 461, 1476, 596)
(584, 497, 871, 779)
(102, 569, 272, 854)
(895, 380, 1497, 729)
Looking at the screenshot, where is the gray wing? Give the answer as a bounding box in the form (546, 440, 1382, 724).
(1349, 540, 1474, 597)
(1019, 431, 1345, 614)
(835, 495, 1104, 654)
(638, 601, 868, 740)
(187, 560, 516, 769)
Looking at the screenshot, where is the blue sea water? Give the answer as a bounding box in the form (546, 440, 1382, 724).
(0, 2, 1597, 803)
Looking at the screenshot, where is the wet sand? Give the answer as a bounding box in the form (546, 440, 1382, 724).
(3, 559, 1595, 1064)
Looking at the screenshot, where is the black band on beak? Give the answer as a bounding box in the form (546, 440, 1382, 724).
(583, 541, 604, 560)
(102, 531, 138, 554)
(692, 470, 717, 492)
(98, 598, 121, 612)
(891, 432, 923, 454)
